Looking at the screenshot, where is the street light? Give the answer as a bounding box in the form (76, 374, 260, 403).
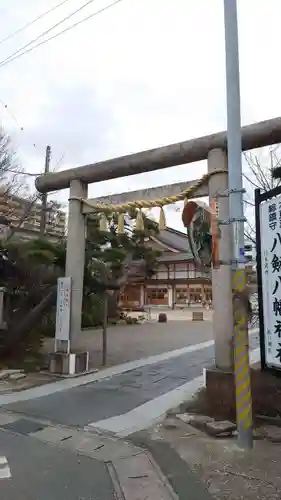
(223, 0, 253, 449)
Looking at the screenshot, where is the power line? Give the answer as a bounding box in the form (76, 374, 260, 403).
(0, 0, 124, 69)
(0, 0, 98, 68)
(8, 170, 42, 177)
(0, 99, 39, 151)
(0, 97, 66, 170)
(0, 99, 24, 131)
(0, 1, 75, 46)
(8, 151, 65, 178)
(0, 0, 73, 46)
(53, 153, 66, 171)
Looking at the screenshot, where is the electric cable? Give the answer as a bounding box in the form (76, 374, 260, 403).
(0, 0, 124, 69)
(0, 0, 73, 46)
(0, 0, 98, 67)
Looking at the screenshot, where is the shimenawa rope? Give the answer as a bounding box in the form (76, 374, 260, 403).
(69, 169, 226, 233)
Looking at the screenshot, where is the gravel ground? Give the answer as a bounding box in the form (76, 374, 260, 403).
(145, 416, 281, 500)
(44, 309, 213, 369)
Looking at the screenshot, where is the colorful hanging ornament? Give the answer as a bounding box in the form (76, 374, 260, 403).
(158, 206, 166, 231)
(117, 212, 125, 234)
(135, 209, 144, 231)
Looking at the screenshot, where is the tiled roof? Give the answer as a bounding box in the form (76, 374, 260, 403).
(152, 226, 192, 256)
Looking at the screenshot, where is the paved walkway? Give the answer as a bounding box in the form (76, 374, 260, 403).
(2, 328, 259, 433)
(0, 413, 178, 499)
(4, 342, 216, 428)
(0, 335, 219, 499)
(0, 324, 259, 499)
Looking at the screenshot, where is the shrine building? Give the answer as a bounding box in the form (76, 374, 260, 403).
(120, 226, 212, 308)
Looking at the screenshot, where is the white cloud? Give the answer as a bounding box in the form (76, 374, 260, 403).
(0, 0, 281, 232)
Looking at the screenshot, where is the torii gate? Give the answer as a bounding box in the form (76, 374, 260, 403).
(36, 117, 281, 373)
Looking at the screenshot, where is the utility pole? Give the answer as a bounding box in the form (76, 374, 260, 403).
(223, 0, 253, 448)
(40, 145, 51, 237)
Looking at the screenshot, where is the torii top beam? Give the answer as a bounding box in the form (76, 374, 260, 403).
(36, 117, 281, 193)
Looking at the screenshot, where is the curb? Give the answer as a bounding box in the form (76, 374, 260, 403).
(130, 431, 214, 500)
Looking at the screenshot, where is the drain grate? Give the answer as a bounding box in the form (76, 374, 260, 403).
(1, 418, 47, 436)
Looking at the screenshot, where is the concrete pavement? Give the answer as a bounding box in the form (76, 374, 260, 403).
(0, 427, 116, 500)
(3, 341, 216, 427)
(0, 332, 220, 499)
(0, 412, 179, 499)
(0, 325, 259, 499)
(1, 329, 259, 432)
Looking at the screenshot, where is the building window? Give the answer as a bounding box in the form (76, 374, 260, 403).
(152, 265, 168, 280)
(157, 271, 168, 279)
(187, 262, 196, 278)
(174, 263, 187, 279)
(189, 287, 202, 303)
(175, 287, 188, 304)
(119, 286, 140, 306)
(150, 289, 166, 299)
(204, 286, 212, 303)
(146, 287, 168, 304)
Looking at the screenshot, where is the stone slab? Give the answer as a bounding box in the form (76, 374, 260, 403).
(112, 452, 176, 500)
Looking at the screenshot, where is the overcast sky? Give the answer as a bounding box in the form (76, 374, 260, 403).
(0, 0, 280, 231)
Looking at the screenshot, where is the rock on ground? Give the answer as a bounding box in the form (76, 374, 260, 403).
(176, 413, 236, 437)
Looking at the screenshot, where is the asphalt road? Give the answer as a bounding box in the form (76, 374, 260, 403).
(0, 330, 259, 499)
(0, 429, 116, 500)
(2, 330, 259, 428)
(0, 342, 215, 499)
(3, 345, 215, 427)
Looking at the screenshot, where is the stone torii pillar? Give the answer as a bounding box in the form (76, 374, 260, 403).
(208, 148, 233, 371)
(49, 179, 88, 375)
(65, 179, 88, 344)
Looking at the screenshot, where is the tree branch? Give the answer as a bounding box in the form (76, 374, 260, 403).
(243, 172, 260, 190)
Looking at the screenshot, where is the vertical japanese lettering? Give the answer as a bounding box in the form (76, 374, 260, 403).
(268, 203, 277, 230)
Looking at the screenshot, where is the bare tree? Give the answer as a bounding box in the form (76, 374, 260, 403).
(243, 145, 281, 244)
(0, 128, 66, 241)
(0, 127, 34, 227)
(0, 127, 29, 196)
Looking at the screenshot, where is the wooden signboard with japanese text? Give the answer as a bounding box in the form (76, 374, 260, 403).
(55, 277, 71, 343)
(256, 186, 281, 372)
